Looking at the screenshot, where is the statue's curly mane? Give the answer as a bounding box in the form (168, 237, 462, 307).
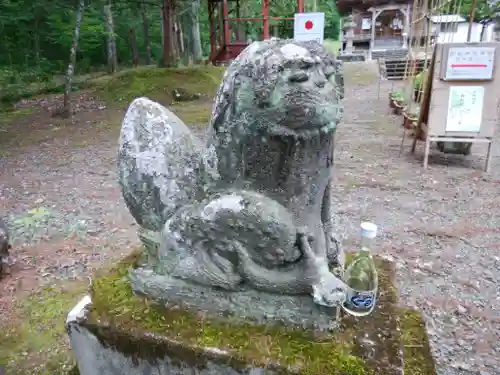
(207, 39, 341, 137)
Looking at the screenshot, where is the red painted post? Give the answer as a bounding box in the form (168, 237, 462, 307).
(262, 0, 270, 40)
(298, 0, 304, 13)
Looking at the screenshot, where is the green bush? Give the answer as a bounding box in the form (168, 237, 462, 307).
(414, 70, 428, 92)
(390, 90, 404, 101)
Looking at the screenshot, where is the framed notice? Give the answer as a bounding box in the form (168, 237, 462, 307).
(442, 46, 495, 81)
(445, 86, 484, 132)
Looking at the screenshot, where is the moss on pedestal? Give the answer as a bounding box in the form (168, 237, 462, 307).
(86, 250, 435, 375)
(400, 309, 436, 375)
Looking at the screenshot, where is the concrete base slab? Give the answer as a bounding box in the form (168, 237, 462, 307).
(66, 298, 276, 375)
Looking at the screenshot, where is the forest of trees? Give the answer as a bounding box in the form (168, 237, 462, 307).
(0, 0, 340, 82)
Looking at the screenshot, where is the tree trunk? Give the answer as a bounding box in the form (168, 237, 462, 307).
(34, 13, 40, 67)
(272, 25, 279, 37)
(103, 6, 112, 71)
(190, 0, 203, 63)
(182, 13, 192, 65)
(171, 10, 181, 63)
(162, 0, 176, 67)
(109, 5, 118, 69)
(62, 0, 85, 118)
(179, 19, 191, 65)
(142, 2, 151, 65)
(129, 29, 140, 67)
(160, 7, 165, 48)
(103, 1, 117, 74)
(175, 20, 184, 56)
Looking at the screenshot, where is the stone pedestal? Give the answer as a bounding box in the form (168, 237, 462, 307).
(128, 267, 341, 331)
(66, 253, 437, 375)
(66, 304, 283, 375)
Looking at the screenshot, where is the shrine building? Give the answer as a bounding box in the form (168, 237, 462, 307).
(335, 0, 435, 60)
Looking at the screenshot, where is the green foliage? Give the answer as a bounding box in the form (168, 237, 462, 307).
(12, 207, 52, 229)
(390, 90, 404, 101)
(314, 0, 341, 40)
(413, 70, 428, 91)
(447, 0, 500, 22)
(391, 90, 407, 107)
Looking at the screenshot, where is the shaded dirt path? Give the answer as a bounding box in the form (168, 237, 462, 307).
(0, 98, 138, 321)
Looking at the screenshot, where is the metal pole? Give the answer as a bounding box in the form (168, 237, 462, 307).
(467, 0, 476, 42)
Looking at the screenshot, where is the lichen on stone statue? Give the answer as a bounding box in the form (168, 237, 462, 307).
(118, 39, 346, 328)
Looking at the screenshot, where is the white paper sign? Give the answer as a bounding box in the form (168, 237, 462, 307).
(294, 12, 325, 44)
(446, 86, 484, 132)
(444, 46, 495, 80)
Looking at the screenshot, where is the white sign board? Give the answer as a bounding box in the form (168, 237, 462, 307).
(361, 18, 371, 30)
(294, 12, 325, 44)
(446, 86, 484, 132)
(443, 46, 495, 81)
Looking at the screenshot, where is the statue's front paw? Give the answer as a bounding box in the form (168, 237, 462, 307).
(312, 272, 347, 308)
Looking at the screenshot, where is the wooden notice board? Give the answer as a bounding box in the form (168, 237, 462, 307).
(414, 42, 500, 171)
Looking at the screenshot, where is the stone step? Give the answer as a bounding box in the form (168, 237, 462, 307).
(372, 49, 409, 61)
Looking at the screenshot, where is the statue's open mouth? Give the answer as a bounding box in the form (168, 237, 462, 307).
(272, 120, 337, 138)
(271, 100, 340, 135)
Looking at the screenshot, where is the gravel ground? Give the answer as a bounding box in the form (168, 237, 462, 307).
(334, 62, 500, 375)
(0, 133, 139, 298)
(1, 63, 499, 374)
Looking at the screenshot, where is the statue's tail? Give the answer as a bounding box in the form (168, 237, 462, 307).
(118, 97, 205, 232)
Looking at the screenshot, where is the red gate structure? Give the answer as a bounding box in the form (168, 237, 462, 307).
(208, 0, 305, 65)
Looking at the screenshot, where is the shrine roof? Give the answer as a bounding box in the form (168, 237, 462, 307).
(335, 0, 410, 15)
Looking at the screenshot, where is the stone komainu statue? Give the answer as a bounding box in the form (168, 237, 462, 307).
(118, 39, 346, 315)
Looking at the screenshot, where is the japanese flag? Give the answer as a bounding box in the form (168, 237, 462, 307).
(294, 12, 325, 44)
